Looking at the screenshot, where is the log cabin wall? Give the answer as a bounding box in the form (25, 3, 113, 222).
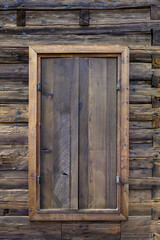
(0, 1, 160, 239)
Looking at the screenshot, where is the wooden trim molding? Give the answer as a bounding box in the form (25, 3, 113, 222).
(29, 45, 129, 221)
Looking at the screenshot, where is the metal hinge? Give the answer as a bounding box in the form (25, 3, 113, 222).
(37, 82, 42, 91)
(37, 176, 41, 184)
(117, 82, 120, 91)
(116, 175, 120, 184)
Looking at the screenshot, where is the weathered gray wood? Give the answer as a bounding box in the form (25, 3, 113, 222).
(0, 216, 61, 239)
(0, 124, 28, 145)
(0, 47, 28, 64)
(0, 33, 151, 47)
(0, 104, 28, 122)
(79, 58, 89, 209)
(0, 64, 28, 80)
(0, 171, 28, 189)
(106, 58, 117, 209)
(0, 0, 159, 10)
(52, 58, 79, 209)
(40, 58, 54, 209)
(62, 222, 120, 240)
(0, 145, 28, 171)
(0, 11, 17, 27)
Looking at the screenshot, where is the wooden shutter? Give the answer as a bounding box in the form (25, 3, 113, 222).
(40, 58, 79, 210)
(29, 45, 129, 221)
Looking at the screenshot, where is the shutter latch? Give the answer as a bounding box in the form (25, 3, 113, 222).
(116, 175, 120, 184)
(38, 176, 41, 184)
(117, 82, 120, 91)
(37, 82, 42, 91)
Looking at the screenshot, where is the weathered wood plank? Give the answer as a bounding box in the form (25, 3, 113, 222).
(121, 216, 152, 239)
(0, 171, 28, 189)
(0, 11, 17, 27)
(130, 95, 151, 104)
(130, 158, 153, 170)
(130, 81, 160, 98)
(79, 58, 89, 209)
(0, 104, 28, 122)
(130, 178, 160, 189)
(88, 58, 108, 209)
(62, 222, 120, 240)
(0, 145, 28, 171)
(26, 10, 79, 26)
(0, 33, 151, 47)
(0, 47, 28, 64)
(0, 64, 28, 80)
(40, 58, 54, 209)
(130, 121, 152, 129)
(0, 124, 28, 145)
(130, 63, 152, 80)
(25, 8, 150, 26)
(129, 144, 160, 159)
(0, 216, 61, 239)
(106, 58, 117, 209)
(130, 169, 152, 179)
(130, 104, 160, 121)
(49, 58, 79, 209)
(130, 190, 152, 203)
(130, 129, 160, 143)
(0, 81, 28, 103)
(0, 190, 28, 209)
(0, 0, 159, 10)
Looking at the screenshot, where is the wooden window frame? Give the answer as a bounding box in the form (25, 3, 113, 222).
(29, 45, 129, 221)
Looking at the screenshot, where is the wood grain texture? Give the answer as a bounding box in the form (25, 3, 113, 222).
(40, 58, 54, 209)
(79, 58, 89, 209)
(0, 0, 159, 9)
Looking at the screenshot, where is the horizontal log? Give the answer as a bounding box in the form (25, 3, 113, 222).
(129, 129, 160, 143)
(129, 95, 151, 104)
(0, 124, 28, 145)
(129, 158, 153, 170)
(130, 49, 152, 63)
(130, 177, 160, 189)
(0, 47, 28, 64)
(0, 145, 28, 171)
(0, 24, 153, 34)
(130, 81, 160, 98)
(0, 104, 28, 122)
(121, 216, 152, 239)
(0, 0, 159, 10)
(0, 81, 28, 103)
(129, 104, 160, 121)
(0, 189, 28, 209)
(130, 63, 152, 80)
(129, 202, 151, 216)
(129, 190, 151, 203)
(0, 11, 17, 27)
(130, 169, 152, 179)
(130, 143, 160, 159)
(0, 216, 61, 239)
(0, 171, 28, 189)
(62, 223, 120, 240)
(0, 33, 151, 47)
(25, 8, 150, 26)
(130, 121, 152, 129)
(0, 64, 28, 80)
